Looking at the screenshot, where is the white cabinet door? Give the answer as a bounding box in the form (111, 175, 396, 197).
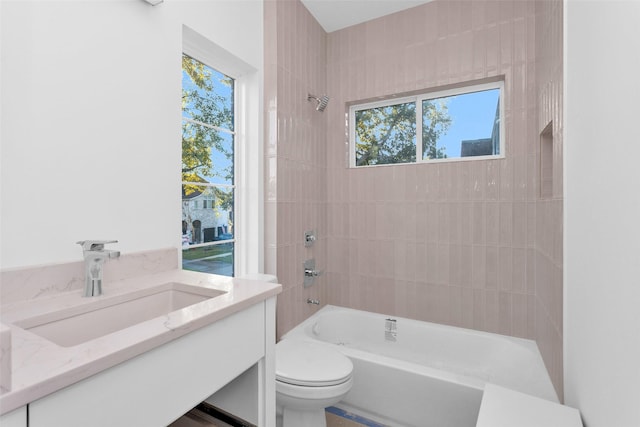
(29, 302, 265, 427)
(0, 406, 27, 427)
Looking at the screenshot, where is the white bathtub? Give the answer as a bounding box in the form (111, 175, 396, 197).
(282, 305, 557, 427)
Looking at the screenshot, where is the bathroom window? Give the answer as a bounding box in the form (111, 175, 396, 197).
(349, 80, 504, 167)
(181, 53, 235, 277)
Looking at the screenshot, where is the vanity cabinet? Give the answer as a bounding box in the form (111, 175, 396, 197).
(0, 406, 27, 427)
(28, 298, 276, 427)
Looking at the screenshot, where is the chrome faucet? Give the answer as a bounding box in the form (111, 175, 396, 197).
(77, 240, 120, 297)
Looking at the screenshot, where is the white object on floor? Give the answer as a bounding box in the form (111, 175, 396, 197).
(476, 383, 582, 427)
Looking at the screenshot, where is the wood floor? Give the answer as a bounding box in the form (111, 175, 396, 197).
(326, 411, 373, 427)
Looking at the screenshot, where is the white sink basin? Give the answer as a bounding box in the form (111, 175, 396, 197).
(14, 283, 226, 347)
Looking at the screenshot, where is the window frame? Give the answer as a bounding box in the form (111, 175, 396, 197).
(181, 55, 237, 276)
(182, 25, 262, 278)
(348, 80, 505, 168)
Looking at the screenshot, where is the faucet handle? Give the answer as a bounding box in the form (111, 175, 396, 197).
(76, 240, 118, 251)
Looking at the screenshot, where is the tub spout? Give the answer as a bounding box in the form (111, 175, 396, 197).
(385, 318, 397, 341)
(307, 298, 320, 305)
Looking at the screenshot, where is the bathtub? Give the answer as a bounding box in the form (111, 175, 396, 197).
(282, 305, 557, 427)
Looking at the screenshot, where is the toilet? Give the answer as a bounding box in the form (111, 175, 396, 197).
(240, 274, 354, 427)
(276, 338, 354, 427)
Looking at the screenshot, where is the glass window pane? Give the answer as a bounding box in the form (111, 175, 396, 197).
(182, 243, 234, 277)
(423, 88, 500, 160)
(182, 120, 234, 186)
(182, 54, 234, 131)
(354, 102, 416, 166)
(182, 54, 235, 277)
(182, 185, 234, 245)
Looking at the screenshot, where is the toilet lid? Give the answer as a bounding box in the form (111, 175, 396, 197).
(276, 339, 353, 387)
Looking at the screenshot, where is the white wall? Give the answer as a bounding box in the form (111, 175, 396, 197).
(0, 0, 263, 269)
(564, 1, 640, 426)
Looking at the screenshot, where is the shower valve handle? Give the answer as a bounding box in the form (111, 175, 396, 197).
(304, 268, 322, 277)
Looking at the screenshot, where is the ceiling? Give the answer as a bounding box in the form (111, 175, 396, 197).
(300, 0, 434, 33)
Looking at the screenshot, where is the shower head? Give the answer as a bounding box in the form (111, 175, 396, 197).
(307, 93, 330, 112)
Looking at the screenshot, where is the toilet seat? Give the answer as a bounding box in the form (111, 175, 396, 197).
(276, 339, 353, 387)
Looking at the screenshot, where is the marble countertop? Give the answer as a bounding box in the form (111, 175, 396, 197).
(0, 269, 281, 415)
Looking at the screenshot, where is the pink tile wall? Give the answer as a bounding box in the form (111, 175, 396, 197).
(325, 0, 538, 341)
(535, 0, 564, 400)
(266, 0, 564, 398)
(264, 0, 328, 338)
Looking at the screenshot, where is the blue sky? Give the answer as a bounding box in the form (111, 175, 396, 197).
(434, 89, 500, 158)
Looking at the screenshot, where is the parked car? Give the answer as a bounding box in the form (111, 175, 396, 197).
(214, 233, 233, 241)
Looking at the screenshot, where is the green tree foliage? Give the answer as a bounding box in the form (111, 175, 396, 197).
(422, 100, 452, 160)
(355, 99, 451, 166)
(182, 55, 234, 211)
(355, 102, 417, 166)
